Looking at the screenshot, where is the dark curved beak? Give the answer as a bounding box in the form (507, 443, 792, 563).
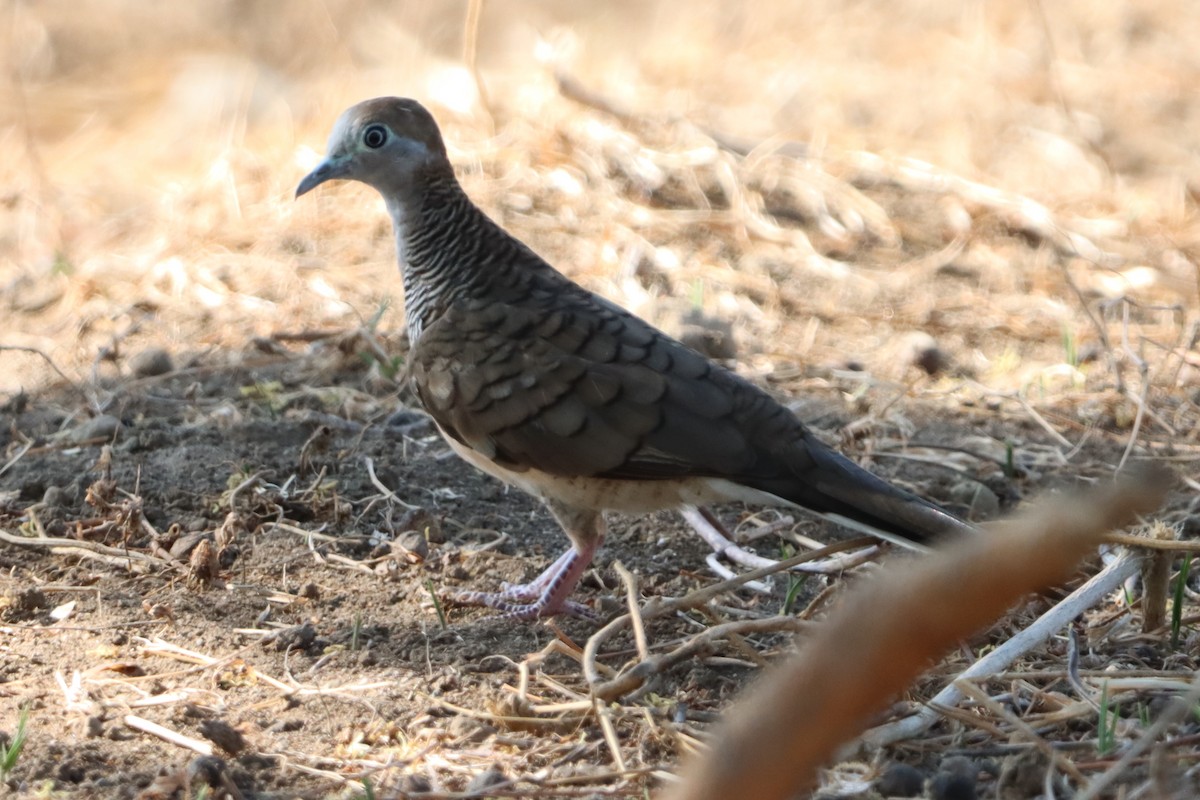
(295, 155, 350, 199)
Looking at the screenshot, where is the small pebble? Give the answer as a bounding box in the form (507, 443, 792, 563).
(268, 621, 316, 652)
(931, 756, 979, 800)
(397, 507, 443, 543)
(71, 414, 123, 443)
(41, 485, 71, 509)
(57, 762, 85, 783)
(198, 719, 246, 755)
(399, 774, 432, 793)
(899, 331, 947, 376)
(395, 530, 429, 561)
(128, 348, 174, 377)
(875, 762, 925, 797)
(218, 544, 240, 569)
(15, 587, 48, 612)
(929, 772, 976, 800)
(464, 765, 505, 795)
(947, 480, 1001, 520)
(447, 715, 478, 738)
(265, 718, 304, 733)
(447, 715, 495, 744)
(386, 408, 431, 433)
(940, 756, 980, 780)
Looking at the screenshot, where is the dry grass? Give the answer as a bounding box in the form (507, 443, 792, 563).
(4, 0, 1198, 390)
(2, 1, 1200, 798)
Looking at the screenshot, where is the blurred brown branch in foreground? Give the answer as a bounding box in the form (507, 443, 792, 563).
(663, 470, 1170, 800)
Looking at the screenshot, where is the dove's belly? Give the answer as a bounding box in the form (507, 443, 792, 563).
(439, 428, 777, 513)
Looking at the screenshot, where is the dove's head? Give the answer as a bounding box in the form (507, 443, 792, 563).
(295, 97, 450, 199)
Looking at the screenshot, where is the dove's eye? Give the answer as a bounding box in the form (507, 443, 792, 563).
(362, 124, 388, 149)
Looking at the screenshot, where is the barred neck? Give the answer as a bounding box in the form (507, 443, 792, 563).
(384, 176, 471, 342)
(387, 171, 551, 343)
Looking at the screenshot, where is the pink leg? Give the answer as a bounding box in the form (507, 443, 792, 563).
(453, 502, 605, 621)
(497, 548, 576, 601)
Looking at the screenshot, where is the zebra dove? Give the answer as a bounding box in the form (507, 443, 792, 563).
(296, 97, 973, 620)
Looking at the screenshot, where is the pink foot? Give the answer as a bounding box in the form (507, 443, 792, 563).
(454, 544, 598, 620)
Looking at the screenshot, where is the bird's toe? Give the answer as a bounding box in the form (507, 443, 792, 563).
(452, 588, 598, 621)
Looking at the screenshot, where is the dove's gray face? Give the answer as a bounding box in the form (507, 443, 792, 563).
(295, 97, 449, 199)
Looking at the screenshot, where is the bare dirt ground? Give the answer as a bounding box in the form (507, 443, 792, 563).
(2, 2, 1200, 798)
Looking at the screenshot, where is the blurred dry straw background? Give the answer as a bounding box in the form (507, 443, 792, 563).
(3, 1, 1200, 798)
(3, 0, 1198, 395)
